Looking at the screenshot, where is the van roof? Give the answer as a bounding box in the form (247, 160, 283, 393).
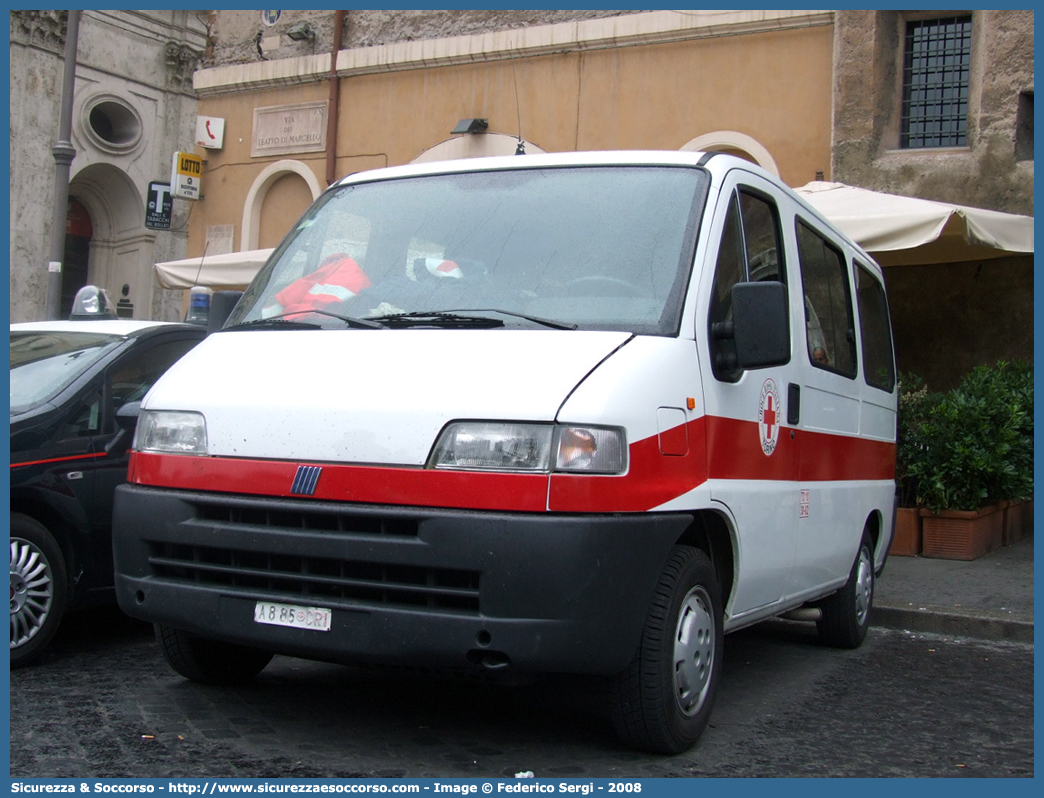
(335, 149, 758, 187)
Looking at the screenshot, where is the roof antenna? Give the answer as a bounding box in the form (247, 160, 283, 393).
(512, 60, 525, 155)
(192, 239, 210, 289)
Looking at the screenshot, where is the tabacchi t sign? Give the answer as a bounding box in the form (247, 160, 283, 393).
(171, 151, 203, 200)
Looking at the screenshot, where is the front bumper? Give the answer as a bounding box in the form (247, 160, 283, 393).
(112, 484, 690, 675)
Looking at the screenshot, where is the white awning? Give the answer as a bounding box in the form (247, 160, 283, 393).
(794, 181, 1034, 266)
(154, 248, 274, 289)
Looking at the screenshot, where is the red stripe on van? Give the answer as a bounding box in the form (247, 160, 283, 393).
(548, 417, 709, 512)
(127, 416, 894, 514)
(128, 451, 549, 512)
(704, 416, 896, 482)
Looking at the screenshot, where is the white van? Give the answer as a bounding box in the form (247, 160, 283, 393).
(113, 151, 897, 754)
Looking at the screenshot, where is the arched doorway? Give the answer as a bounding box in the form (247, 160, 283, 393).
(61, 198, 94, 319)
(242, 160, 324, 250)
(258, 173, 315, 249)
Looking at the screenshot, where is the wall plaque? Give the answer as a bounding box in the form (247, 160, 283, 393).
(252, 101, 328, 157)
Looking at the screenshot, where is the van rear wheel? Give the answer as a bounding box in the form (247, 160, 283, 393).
(610, 545, 723, 754)
(817, 530, 875, 649)
(156, 624, 273, 684)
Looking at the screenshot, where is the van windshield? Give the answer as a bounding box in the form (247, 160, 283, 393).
(230, 165, 708, 335)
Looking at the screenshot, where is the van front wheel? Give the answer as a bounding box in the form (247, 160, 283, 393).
(156, 624, 273, 684)
(817, 531, 874, 649)
(610, 546, 723, 754)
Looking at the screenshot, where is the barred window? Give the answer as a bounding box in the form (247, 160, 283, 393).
(901, 16, 972, 149)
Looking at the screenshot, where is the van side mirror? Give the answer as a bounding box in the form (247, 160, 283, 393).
(208, 290, 244, 334)
(731, 281, 790, 369)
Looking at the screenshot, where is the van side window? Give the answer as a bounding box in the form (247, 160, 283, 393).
(855, 263, 896, 392)
(708, 189, 785, 382)
(796, 221, 856, 378)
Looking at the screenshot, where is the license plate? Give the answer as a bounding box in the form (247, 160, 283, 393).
(254, 601, 332, 631)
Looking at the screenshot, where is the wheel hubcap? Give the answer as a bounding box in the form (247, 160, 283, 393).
(10, 537, 54, 649)
(853, 544, 873, 626)
(673, 586, 715, 716)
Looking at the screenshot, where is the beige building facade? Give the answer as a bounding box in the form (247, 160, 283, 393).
(186, 10, 836, 256)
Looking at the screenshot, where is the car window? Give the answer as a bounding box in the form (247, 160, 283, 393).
(795, 220, 857, 378)
(60, 391, 103, 439)
(108, 338, 201, 412)
(9, 331, 123, 414)
(707, 188, 785, 382)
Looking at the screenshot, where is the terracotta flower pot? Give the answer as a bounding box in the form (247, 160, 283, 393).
(1003, 499, 1034, 545)
(890, 506, 922, 556)
(920, 504, 1004, 561)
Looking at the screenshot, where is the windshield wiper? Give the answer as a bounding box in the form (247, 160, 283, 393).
(226, 309, 385, 330)
(369, 309, 577, 331)
(469, 308, 578, 330)
(366, 311, 505, 329)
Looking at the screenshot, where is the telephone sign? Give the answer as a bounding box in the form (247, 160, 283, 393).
(171, 151, 203, 200)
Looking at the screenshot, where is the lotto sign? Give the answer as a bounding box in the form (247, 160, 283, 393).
(171, 151, 203, 200)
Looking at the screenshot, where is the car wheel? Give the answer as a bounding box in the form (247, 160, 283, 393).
(610, 545, 723, 754)
(156, 624, 273, 684)
(817, 529, 875, 649)
(10, 513, 68, 668)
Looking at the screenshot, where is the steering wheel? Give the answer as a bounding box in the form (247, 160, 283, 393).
(562, 275, 642, 297)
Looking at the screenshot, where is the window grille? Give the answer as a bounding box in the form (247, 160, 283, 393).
(901, 16, 972, 148)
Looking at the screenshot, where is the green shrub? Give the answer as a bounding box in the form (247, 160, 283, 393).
(905, 360, 1033, 513)
(895, 372, 938, 507)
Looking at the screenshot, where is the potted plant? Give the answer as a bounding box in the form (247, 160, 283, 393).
(891, 372, 935, 556)
(912, 361, 1033, 560)
(980, 360, 1034, 544)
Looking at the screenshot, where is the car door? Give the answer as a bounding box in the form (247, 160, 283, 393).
(784, 216, 866, 596)
(698, 169, 802, 618)
(77, 331, 204, 596)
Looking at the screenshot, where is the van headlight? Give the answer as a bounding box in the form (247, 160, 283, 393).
(134, 410, 208, 455)
(429, 422, 625, 474)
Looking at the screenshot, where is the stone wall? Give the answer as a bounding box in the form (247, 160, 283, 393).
(204, 10, 642, 67)
(832, 10, 1034, 215)
(832, 10, 1033, 388)
(9, 10, 208, 322)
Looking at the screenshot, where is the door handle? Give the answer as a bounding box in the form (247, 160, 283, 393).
(787, 383, 800, 425)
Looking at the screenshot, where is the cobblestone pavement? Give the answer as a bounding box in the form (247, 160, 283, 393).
(9, 607, 1034, 779)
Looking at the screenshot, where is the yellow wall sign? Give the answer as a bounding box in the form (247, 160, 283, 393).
(171, 151, 203, 200)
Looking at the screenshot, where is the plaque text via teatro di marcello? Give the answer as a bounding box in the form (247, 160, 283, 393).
(252, 101, 328, 157)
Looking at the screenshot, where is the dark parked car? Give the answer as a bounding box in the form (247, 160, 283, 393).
(10, 319, 206, 666)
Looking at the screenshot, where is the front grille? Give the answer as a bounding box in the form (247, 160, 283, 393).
(147, 541, 481, 613)
(195, 502, 420, 538)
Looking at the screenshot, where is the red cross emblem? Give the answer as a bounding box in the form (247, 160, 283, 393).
(759, 379, 781, 456)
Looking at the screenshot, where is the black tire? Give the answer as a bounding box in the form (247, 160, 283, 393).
(10, 513, 69, 668)
(156, 624, 273, 684)
(610, 546, 723, 754)
(817, 530, 875, 649)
